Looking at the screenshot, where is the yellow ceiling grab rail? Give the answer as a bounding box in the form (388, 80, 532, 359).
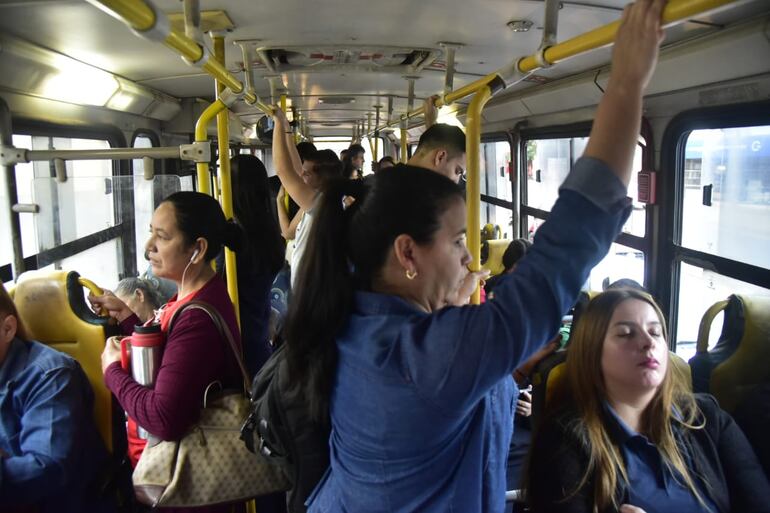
(372, 0, 741, 134)
(86, 0, 272, 115)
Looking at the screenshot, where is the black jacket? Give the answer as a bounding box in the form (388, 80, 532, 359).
(527, 394, 770, 513)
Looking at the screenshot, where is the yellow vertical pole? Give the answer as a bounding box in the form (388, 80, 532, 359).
(280, 94, 287, 113)
(465, 86, 493, 305)
(213, 34, 240, 323)
(194, 100, 226, 195)
(400, 118, 408, 163)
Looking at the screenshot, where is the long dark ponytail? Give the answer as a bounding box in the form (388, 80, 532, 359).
(284, 177, 361, 421)
(284, 165, 464, 422)
(230, 154, 285, 276)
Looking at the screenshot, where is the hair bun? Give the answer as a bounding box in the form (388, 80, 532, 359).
(223, 220, 244, 252)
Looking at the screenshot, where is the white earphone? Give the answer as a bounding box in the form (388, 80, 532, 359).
(190, 248, 200, 262)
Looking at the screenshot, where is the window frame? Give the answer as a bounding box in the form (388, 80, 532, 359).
(479, 132, 515, 237)
(4, 119, 136, 280)
(658, 100, 770, 346)
(519, 120, 655, 286)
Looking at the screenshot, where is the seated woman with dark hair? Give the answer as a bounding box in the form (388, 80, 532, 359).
(527, 289, 770, 513)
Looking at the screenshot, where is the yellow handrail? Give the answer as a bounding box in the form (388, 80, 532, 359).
(370, 0, 739, 134)
(86, 0, 271, 115)
(194, 100, 227, 195)
(465, 87, 493, 305)
(212, 35, 240, 324)
(518, 0, 735, 72)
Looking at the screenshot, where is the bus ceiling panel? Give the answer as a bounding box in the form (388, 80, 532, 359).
(644, 16, 770, 99)
(0, 2, 193, 82)
(0, 0, 766, 110)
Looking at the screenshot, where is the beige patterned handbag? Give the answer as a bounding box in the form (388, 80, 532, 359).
(132, 301, 291, 507)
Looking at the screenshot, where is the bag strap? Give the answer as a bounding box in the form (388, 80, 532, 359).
(168, 300, 251, 395)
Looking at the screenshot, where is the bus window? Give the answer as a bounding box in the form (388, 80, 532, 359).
(313, 138, 350, 160)
(479, 140, 513, 238)
(529, 219, 645, 292)
(586, 243, 645, 292)
(132, 135, 155, 274)
(672, 124, 770, 359)
(526, 136, 646, 237)
(15, 135, 115, 250)
(681, 126, 770, 269)
(675, 262, 770, 361)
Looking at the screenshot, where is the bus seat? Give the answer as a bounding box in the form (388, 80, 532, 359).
(531, 350, 691, 429)
(690, 294, 770, 414)
(481, 239, 510, 276)
(10, 270, 124, 454)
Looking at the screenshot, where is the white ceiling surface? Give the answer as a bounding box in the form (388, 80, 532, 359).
(0, 0, 768, 133)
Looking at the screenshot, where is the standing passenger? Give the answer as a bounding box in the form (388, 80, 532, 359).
(231, 154, 286, 376)
(407, 123, 466, 183)
(291, 1, 667, 511)
(271, 109, 343, 289)
(90, 191, 245, 513)
(343, 143, 365, 179)
(377, 155, 396, 171)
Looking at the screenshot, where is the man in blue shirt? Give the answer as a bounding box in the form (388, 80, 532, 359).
(0, 284, 112, 513)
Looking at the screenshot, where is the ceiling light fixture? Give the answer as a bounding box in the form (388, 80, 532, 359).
(507, 20, 533, 32)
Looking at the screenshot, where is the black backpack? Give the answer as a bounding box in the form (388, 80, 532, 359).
(240, 344, 331, 513)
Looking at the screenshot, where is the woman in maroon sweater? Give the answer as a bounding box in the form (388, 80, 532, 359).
(91, 191, 244, 513)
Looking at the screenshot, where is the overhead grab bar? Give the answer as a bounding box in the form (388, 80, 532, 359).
(86, 0, 272, 115)
(0, 144, 211, 166)
(368, 0, 741, 135)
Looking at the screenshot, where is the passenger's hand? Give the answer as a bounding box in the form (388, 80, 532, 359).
(620, 506, 647, 513)
(516, 390, 532, 417)
(610, 0, 666, 92)
(271, 105, 290, 129)
(101, 336, 123, 373)
(89, 291, 133, 323)
(423, 95, 439, 128)
(448, 269, 491, 306)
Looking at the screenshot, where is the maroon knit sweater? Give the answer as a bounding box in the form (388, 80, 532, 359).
(105, 276, 244, 513)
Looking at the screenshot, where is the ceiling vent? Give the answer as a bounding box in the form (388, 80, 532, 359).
(256, 45, 441, 74)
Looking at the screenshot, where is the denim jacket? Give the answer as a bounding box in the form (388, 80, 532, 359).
(307, 157, 632, 513)
(0, 338, 110, 513)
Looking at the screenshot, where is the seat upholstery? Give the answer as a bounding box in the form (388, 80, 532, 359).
(10, 270, 122, 453)
(481, 239, 511, 276)
(695, 295, 770, 414)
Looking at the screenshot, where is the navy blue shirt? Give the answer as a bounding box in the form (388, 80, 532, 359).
(0, 338, 112, 513)
(604, 404, 718, 513)
(307, 157, 632, 513)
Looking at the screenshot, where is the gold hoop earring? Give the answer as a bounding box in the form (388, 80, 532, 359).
(405, 269, 417, 280)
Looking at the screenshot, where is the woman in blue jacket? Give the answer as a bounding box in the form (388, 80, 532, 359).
(288, 1, 667, 511)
